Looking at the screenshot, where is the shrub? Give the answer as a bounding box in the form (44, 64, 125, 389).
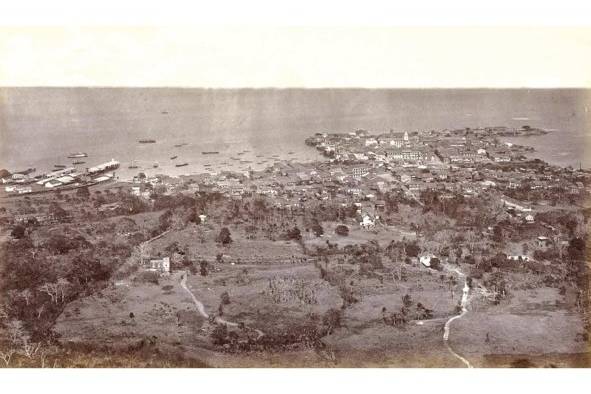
(135, 271, 159, 285)
(322, 308, 342, 334)
(405, 242, 420, 258)
(11, 225, 26, 239)
(335, 224, 349, 236)
(216, 227, 232, 245)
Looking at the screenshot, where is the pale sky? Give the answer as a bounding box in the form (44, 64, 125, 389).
(0, 27, 590, 87)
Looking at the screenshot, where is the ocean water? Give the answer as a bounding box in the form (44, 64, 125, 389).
(1, 88, 589, 179)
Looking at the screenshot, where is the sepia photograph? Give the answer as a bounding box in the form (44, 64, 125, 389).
(0, 3, 590, 387)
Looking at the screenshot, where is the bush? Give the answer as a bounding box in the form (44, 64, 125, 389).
(158, 210, 173, 232)
(216, 227, 232, 245)
(11, 225, 26, 239)
(405, 243, 420, 258)
(211, 323, 228, 345)
(430, 257, 442, 271)
(283, 227, 302, 241)
(76, 186, 90, 198)
(322, 308, 342, 334)
(135, 271, 159, 285)
(311, 222, 324, 237)
(335, 224, 349, 236)
(199, 260, 208, 276)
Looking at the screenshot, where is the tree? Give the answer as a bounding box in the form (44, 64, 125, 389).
(76, 186, 90, 198)
(405, 243, 420, 258)
(56, 278, 70, 302)
(0, 349, 15, 367)
(492, 225, 503, 243)
(158, 209, 173, 232)
(188, 209, 202, 225)
(322, 308, 342, 334)
(49, 202, 68, 222)
(211, 323, 228, 345)
(38, 282, 59, 303)
(311, 221, 324, 237)
(567, 237, 585, 261)
(68, 256, 108, 285)
(134, 243, 151, 266)
(11, 225, 26, 239)
(19, 289, 32, 305)
(6, 320, 25, 344)
(199, 260, 208, 276)
(285, 226, 302, 241)
(402, 294, 413, 308)
(430, 257, 442, 271)
(335, 224, 349, 236)
(220, 291, 231, 305)
(216, 227, 232, 245)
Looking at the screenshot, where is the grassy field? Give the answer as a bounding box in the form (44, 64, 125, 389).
(451, 287, 589, 367)
(51, 221, 589, 367)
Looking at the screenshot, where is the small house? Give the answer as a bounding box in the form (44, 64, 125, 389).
(536, 236, 552, 249)
(146, 257, 170, 274)
(419, 255, 434, 267)
(360, 214, 376, 229)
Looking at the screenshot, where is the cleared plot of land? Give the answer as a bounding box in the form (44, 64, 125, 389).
(54, 274, 207, 349)
(150, 225, 307, 262)
(304, 222, 416, 250)
(449, 287, 589, 367)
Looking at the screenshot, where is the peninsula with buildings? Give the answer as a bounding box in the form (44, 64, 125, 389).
(0, 125, 589, 367)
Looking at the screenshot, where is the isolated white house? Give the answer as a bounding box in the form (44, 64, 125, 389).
(146, 257, 170, 274)
(360, 214, 376, 229)
(419, 255, 435, 267)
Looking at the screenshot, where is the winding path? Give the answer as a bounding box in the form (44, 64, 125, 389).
(180, 273, 265, 339)
(442, 266, 473, 368)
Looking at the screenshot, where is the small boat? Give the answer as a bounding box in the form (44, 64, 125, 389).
(204, 164, 212, 167)
(139, 139, 156, 144)
(67, 152, 88, 158)
(237, 152, 245, 156)
(72, 160, 86, 165)
(153, 162, 159, 168)
(288, 151, 295, 154)
(174, 143, 187, 147)
(54, 164, 66, 169)
(161, 111, 168, 115)
(14, 167, 36, 175)
(128, 160, 139, 169)
(202, 151, 220, 155)
(176, 163, 189, 167)
(170, 156, 178, 160)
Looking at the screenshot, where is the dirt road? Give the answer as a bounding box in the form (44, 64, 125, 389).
(443, 266, 473, 368)
(179, 273, 265, 339)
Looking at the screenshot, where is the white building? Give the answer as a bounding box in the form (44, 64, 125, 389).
(360, 214, 376, 229)
(146, 257, 170, 274)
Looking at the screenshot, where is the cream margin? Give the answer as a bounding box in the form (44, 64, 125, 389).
(0, 27, 590, 88)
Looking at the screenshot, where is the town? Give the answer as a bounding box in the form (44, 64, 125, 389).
(0, 125, 589, 367)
